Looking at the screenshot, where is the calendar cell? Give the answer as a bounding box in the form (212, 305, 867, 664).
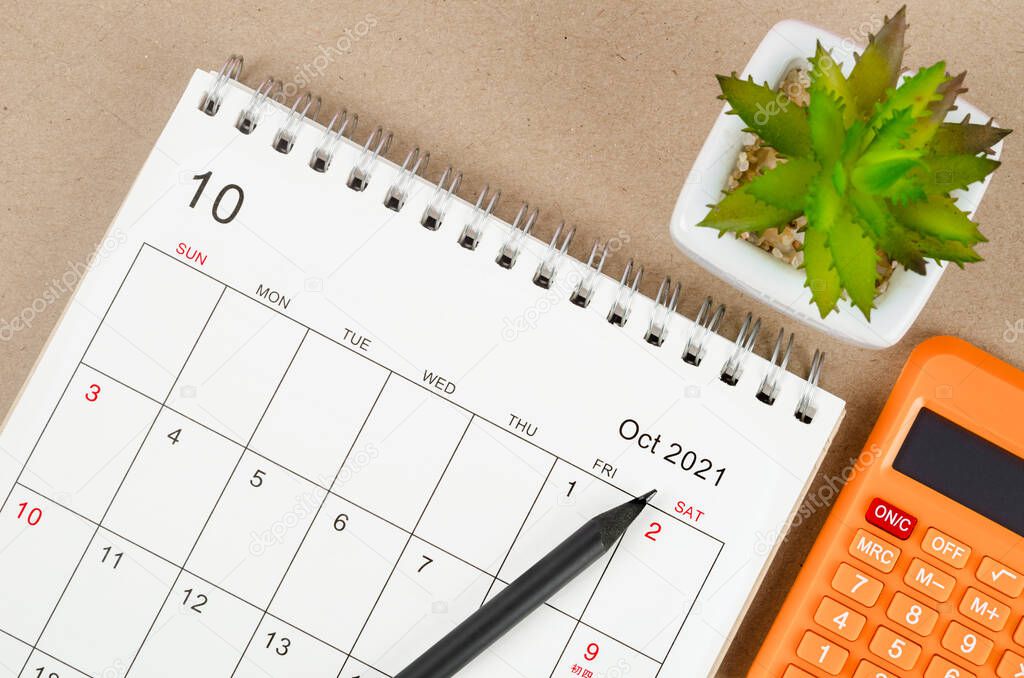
(332, 378, 470, 530)
(582, 510, 720, 661)
(463, 584, 575, 678)
(17, 650, 89, 678)
(83, 246, 224, 401)
(0, 632, 30, 678)
(104, 409, 243, 565)
(234, 615, 346, 678)
(21, 365, 160, 521)
(0, 489, 94, 642)
(337, 657, 388, 678)
(269, 494, 407, 650)
(187, 452, 326, 607)
(37, 529, 177, 677)
(166, 290, 305, 444)
(550, 625, 660, 678)
(250, 332, 389, 485)
(128, 571, 262, 677)
(497, 463, 628, 618)
(416, 419, 552, 573)
(351, 537, 493, 675)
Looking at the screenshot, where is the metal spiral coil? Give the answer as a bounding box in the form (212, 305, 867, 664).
(199, 55, 828, 423)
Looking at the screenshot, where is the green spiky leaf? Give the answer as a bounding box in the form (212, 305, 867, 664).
(807, 83, 846, 165)
(746, 158, 819, 211)
(848, 190, 927, 273)
(802, 227, 842, 317)
(809, 42, 857, 126)
(847, 6, 907, 116)
(829, 211, 879, 317)
(870, 62, 949, 129)
(697, 184, 801, 233)
(716, 74, 812, 157)
(914, 154, 1001, 194)
(931, 119, 1011, 155)
(917, 237, 982, 266)
(852, 148, 924, 193)
(889, 194, 986, 244)
(867, 108, 918, 153)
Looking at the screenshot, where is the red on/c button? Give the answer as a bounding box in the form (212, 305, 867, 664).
(865, 497, 917, 540)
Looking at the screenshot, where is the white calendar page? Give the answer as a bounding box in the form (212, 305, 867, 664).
(0, 70, 844, 678)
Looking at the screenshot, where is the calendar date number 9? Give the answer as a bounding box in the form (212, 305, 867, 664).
(619, 418, 725, 487)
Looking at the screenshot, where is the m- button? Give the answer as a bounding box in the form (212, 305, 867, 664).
(849, 529, 901, 573)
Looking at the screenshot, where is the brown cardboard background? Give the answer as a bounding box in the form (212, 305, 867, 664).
(1, 1, 1021, 674)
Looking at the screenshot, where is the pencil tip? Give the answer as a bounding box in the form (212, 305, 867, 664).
(638, 489, 657, 502)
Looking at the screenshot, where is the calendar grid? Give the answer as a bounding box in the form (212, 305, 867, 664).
(227, 370, 393, 675)
(335, 413, 476, 677)
(1, 242, 726, 678)
(9, 260, 229, 677)
(125, 327, 311, 674)
(136, 243, 722, 545)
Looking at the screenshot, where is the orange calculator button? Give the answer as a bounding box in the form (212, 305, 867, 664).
(886, 591, 939, 635)
(1016, 618, 1024, 647)
(925, 655, 976, 678)
(853, 659, 899, 678)
(998, 650, 1024, 678)
(814, 596, 866, 641)
(959, 586, 1011, 631)
(905, 558, 956, 602)
(832, 562, 884, 606)
(782, 665, 816, 678)
(922, 527, 972, 569)
(849, 528, 902, 573)
(869, 625, 922, 670)
(796, 630, 849, 675)
(941, 621, 994, 666)
(977, 556, 1024, 598)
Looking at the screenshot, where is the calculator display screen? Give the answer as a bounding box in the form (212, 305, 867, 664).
(894, 407, 1024, 536)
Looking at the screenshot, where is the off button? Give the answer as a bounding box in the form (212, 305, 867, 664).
(865, 497, 918, 540)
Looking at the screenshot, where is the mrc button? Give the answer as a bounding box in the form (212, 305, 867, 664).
(865, 497, 917, 540)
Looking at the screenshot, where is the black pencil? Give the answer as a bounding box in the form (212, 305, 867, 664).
(394, 488, 657, 678)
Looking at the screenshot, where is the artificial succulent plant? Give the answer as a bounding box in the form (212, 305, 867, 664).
(699, 6, 1010, 319)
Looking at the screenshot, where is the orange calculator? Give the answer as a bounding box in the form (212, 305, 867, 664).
(750, 337, 1024, 678)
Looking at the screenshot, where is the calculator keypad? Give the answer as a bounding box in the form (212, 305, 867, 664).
(997, 649, 1024, 678)
(978, 556, 1024, 598)
(814, 596, 865, 641)
(832, 562, 884, 607)
(788, 497, 1024, 676)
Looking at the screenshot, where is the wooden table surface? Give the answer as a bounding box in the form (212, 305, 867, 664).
(2, 1, 1022, 674)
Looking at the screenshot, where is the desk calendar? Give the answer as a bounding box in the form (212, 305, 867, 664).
(0, 63, 844, 677)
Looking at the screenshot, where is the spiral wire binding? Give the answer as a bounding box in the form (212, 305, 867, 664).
(236, 77, 278, 135)
(721, 313, 761, 386)
(310, 110, 357, 172)
(199, 55, 243, 115)
(570, 240, 609, 308)
(645, 277, 681, 347)
(385, 148, 430, 212)
(757, 329, 794, 405)
(682, 297, 726, 367)
(348, 127, 393, 191)
(533, 223, 575, 289)
(459, 185, 500, 250)
(273, 93, 322, 154)
(421, 167, 462, 231)
(496, 204, 539, 269)
(200, 55, 830, 423)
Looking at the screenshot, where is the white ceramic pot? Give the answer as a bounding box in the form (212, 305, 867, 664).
(670, 19, 1003, 349)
